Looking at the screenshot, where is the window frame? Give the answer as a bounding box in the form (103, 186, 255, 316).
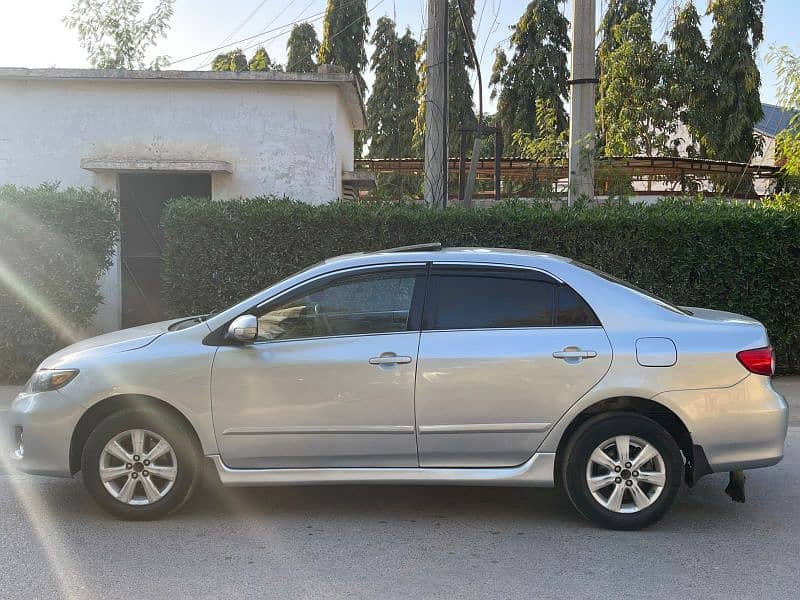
(205, 263, 429, 346)
(421, 263, 602, 332)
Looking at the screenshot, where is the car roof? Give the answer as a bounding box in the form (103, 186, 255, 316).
(323, 246, 573, 268)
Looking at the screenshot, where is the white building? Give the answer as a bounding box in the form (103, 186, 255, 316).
(0, 67, 366, 330)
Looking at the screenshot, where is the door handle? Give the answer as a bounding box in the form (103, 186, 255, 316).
(369, 355, 412, 365)
(553, 349, 597, 360)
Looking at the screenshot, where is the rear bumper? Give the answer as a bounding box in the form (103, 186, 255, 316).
(7, 390, 77, 477)
(653, 374, 788, 473)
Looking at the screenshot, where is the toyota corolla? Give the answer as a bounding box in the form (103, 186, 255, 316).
(9, 245, 788, 529)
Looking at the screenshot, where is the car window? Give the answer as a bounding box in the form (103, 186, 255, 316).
(555, 285, 601, 326)
(429, 274, 555, 330)
(257, 271, 419, 341)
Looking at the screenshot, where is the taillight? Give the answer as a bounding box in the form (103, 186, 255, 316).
(736, 346, 775, 376)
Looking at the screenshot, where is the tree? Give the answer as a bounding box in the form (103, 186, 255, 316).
(413, 0, 477, 153)
(597, 13, 675, 157)
(64, 0, 175, 69)
(211, 49, 248, 72)
(768, 46, 800, 189)
(489, 0, 571, 153)
(705, 0, 764, 168)
(367, 18, 419, 158)
(598, 0, 656, 57)
(318, 0, 370, 92)
(669, 1, 709, 156)
(248, 47, 282, 72)
(286, 23, 320, 73)
(366, 18, 420, 198)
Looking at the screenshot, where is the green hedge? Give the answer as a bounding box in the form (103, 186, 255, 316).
(163, 197, 800, 373)
(0, 184, 118, 382)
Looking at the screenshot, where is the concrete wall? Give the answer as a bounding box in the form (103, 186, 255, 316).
(0, 76, 357, 333)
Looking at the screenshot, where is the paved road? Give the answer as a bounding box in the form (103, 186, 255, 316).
(1, 384, 799, 599)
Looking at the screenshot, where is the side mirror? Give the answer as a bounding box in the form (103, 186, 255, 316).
(227, 315, 258, 343)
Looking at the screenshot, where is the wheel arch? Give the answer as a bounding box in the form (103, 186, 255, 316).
(69, 394, 203, 475)
(553, 396, 709, 486)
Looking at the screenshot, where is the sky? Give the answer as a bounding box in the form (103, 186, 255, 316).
(1, 0, 797, 112)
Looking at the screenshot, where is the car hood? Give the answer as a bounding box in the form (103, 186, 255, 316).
(39, 319, 175, 369)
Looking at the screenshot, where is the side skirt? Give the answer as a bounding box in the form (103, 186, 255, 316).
(209, 453, 556, 488)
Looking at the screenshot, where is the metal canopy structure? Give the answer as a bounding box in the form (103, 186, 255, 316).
(355, 156, 780, 200)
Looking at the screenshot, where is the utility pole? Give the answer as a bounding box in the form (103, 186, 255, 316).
(424, 0, 449, 208)
(568, 0, 597, 205)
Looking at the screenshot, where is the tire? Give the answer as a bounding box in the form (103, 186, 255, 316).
(561, 412, 682, 530)
(81, 408, 201, 520)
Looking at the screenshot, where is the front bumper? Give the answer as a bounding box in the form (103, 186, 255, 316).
(8, 389, 80, 477)
(654, 374, 789, 472)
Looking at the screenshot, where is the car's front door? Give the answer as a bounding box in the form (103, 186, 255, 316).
(211, 265, 427, 469)
(414, 265, 613, 467)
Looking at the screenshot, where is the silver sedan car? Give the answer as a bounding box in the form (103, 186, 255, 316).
(9, 245, 788, 529)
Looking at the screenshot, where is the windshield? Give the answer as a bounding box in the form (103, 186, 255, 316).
(572, 261, 693, 316)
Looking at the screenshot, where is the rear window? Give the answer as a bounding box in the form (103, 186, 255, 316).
(572, 261, 692, 316)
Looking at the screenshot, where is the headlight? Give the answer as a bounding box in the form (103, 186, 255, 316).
(24, 369, 80, 393)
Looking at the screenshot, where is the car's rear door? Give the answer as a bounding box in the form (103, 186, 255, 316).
(211, 264, 427, 469)
(414, 264, 612, 467)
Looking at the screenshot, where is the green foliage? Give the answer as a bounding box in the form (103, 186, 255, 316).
(762, 192, 800, 210)
(367, 18, 419, 158)
(319, 0, 370, 156)
(162, 196, 800, 373)
(212, 49, 249, 72)
(598, 0, 655, 58)
(512, 99, 569, 195)
(64, 0, 175, 69)
(768, 46, 800, 186)
(598, 12, 675, 157)
(286, 23, 320, 73)
(318, 0, 370, 91)
(212, 47, 281, 72)
(367, 17, 421, 199)
(705, 0, 764, 178)
(414, 0, 477, 153)
(0, 184, 119, 382)
(489, 0, 571, 152)
(669, 1, 710, 157)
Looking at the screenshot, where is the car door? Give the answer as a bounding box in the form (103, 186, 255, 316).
(211, 264, 427, 469)
(415, 264, 612, 467)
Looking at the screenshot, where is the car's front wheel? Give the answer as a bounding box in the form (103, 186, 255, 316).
(81, 408, 201, 520)
(561, 413, 683, 530)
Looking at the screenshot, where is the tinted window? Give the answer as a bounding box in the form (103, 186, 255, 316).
(430, 275, 555, 330)
(555, 285, 600, 326)
(257, 272, 419, 341)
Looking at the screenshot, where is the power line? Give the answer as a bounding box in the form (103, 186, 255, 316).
(192, 0, 275, 69)
(168, 0, 364, 68)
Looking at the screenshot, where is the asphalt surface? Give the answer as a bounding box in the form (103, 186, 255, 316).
(1, 385, 799, 599)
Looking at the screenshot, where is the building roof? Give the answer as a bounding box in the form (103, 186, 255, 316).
(0, 67, 366, 129)
(756, 103, 798, 138)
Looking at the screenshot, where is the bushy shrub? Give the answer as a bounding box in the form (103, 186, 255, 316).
(0, 183, 118, 382)
(163, 197, 800, 373)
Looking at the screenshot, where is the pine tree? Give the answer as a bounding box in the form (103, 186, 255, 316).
(705, 0, 764, 166)
(211, 49, 248, 72)
(597, 13, 674, 157)
(413, 0, 477, 154)
(669, 1, 709, 156)
(318, 0, 370, 92)
(367, 17, 419, 159)
(489, 0, 571, 153)
(286, 23, 320, 73)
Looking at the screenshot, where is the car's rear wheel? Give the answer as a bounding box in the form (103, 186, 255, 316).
(81, 409, 201, 520)
(561, 413, 682, 530)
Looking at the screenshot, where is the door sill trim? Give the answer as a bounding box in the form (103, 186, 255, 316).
(208, 453, 556, 487)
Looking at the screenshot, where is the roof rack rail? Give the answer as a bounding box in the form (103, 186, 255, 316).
(383, 242, 443, 253)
